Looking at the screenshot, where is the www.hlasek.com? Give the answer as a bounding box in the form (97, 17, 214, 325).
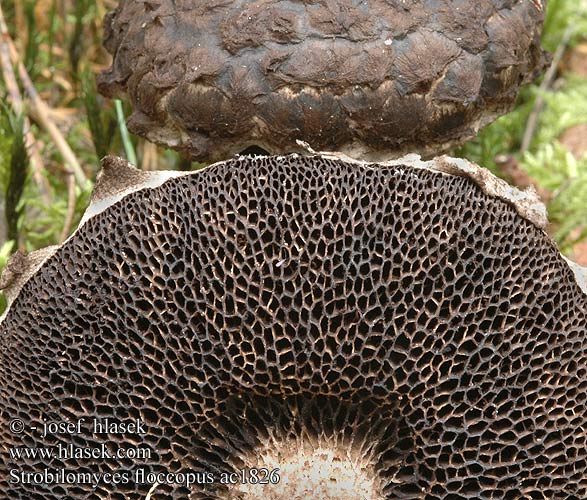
(7, 416, 280, 488)
(9, 417, 152, 467)
(10, 468, 281, 488)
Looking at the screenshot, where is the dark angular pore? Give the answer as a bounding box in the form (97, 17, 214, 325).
(1, 155, 586, 499)
(97, 0, 548, 162)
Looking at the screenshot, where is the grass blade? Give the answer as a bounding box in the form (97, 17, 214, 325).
(115, 99, 137, 165)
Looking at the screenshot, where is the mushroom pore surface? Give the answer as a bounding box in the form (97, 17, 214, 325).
(1, 154, 586, 499)
(98, 0, 547, 162)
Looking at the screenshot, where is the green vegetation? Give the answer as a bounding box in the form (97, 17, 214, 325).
(458, 0, 587, 255)
(0, 0, 585, 300)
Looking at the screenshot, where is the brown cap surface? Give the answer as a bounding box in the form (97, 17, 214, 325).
(98, 0, 548, 162)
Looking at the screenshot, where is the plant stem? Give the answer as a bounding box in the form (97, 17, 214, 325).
(0, 4, 50, 203)
(0, 2, 89, 189)
(521, 25, 573, 153)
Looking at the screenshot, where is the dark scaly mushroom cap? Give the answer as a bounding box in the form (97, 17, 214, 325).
(1, 154, 586, 500)
(97, 0, 548, 162)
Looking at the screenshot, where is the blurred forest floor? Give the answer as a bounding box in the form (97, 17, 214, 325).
(0, 0, 586, 290)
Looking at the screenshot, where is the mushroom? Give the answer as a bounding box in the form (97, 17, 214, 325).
(97, 0, 548, 163)
(1, 153, 585, 499)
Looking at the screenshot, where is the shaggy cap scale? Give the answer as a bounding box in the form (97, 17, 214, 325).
(98, 0, 547, 162)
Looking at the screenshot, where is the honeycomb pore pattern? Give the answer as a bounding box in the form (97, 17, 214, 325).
(0, 154, 586, 499)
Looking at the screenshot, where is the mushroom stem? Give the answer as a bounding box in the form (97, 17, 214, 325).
(233, 440, 383, 500)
